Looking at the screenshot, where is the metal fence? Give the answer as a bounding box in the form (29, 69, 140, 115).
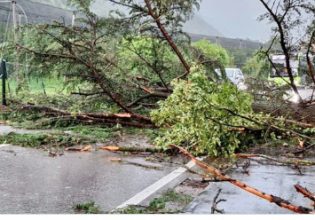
(0, 0, 73, 42)
(0, 1, 73, 99)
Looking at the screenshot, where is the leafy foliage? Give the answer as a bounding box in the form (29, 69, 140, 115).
(74, 201, 101, 214)
(15, 0, 135, 111)
(116, 190, 192, 214)
(0, 132, 93, 148)
(228, 47, 256, 68)
(118, 36, 180, 86)
(151, 66, 259, 157)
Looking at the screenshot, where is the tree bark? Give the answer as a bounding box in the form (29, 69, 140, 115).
(144, 0, 191, 76)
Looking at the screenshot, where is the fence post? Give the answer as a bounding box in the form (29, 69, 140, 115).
(1, 60, 7, 106)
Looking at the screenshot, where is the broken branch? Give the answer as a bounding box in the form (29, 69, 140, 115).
(100, 145, 163, 154)
(211, 189, 226, 214)
(295, 184, 315, 205)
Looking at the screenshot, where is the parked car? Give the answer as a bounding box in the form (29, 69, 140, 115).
(214, 68, 247, 90)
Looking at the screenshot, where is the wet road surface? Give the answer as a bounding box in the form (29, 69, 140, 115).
(0, 144, 176, 214)
(185, 160, 315, 214)
(0, 125, 44, 135)
(286, 87, 315, 103)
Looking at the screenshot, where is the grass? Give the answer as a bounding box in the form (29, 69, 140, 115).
(0, 132, 94, 148)
(0, 76, 156, 148)
(0, 107, 148, 148)
(74, 202, 101, 214)
(116, 190, 193, 214)
(2, 76, 67, 97)
(60, 125, 113, 140)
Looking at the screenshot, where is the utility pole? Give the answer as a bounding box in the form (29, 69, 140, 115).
(1, 60, 7, 106)
(12, 0, 20, 87)
(12, 0, 17, 42)
(72, 11, 76, 27)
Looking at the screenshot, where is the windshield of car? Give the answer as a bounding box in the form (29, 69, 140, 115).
(225, 69, 234, 78)
(226, 69, 244, 79)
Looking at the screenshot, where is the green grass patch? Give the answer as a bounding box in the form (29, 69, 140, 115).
(74, 202, 101, 214)
(59, 125, 115, 143)
(116, 190, 193, 214)
(3, 76, 67, 97)
(0, 132, 94, 148)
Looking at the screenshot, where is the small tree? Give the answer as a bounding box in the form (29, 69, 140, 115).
(192, 40, 231, 66)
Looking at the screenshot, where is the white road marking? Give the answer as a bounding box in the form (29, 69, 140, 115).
(115, 160, 196, 210)
(0, 144, 11, 148)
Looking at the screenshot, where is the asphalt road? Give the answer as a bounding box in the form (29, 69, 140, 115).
(186, 160, 315, 214)
(286, 87, 315, 103)
(0, 126, 177, 214)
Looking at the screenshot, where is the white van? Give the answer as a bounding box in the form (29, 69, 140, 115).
(215, 68, 247, 90)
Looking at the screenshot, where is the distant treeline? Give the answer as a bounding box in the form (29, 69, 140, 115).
(189, 33, 263, 51)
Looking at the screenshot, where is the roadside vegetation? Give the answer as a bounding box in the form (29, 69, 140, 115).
(115, 190, 193, 214)
(74, 202, 101, 214)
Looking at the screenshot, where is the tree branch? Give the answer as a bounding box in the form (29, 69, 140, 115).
(144, 0, 191, 77)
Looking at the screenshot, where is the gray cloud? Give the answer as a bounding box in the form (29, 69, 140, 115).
(197, 0, 272, 42)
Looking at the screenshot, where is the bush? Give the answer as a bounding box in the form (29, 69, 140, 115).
(192, 40, 231, 67)
(151, 66, 259, 157)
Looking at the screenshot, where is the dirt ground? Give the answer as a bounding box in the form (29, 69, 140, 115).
(253, 101, 315, 125)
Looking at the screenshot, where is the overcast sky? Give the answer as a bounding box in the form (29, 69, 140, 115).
(197, 0, 273, 42)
